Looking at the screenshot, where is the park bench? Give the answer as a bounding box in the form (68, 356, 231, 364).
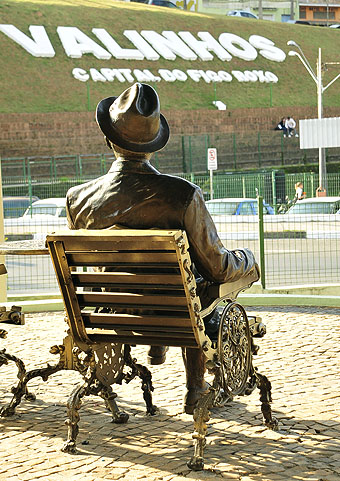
(0, 228, 277, 471)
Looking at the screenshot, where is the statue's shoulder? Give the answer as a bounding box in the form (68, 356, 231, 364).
(67, 175, 104, 195)
(160, 173, 199, 191)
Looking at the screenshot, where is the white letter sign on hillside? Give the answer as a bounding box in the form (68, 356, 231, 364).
(249, 35, 286, 62)
(140, 31, 197, 61)
(57, 26, 111, 59)
(219, 33, 257, 61)
(178, 31, 231, 61)
(0, 24, 55, 57)
(92, 28, 144, 60)
(0, 25, 286, 63)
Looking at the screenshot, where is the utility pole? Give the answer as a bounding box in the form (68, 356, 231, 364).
(258, 0, 263, 19)
(288, 41, 340, 196)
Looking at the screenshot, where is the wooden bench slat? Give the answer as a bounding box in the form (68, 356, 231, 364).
(88, 333, 198, 348)
(82, 312, 191, 327)
(77, 292, 188, 308)
(67, 251, 179, 267)
(72, 272, 184, 288)
(62, 239, 178, 252)
(85, 324, 195, 336)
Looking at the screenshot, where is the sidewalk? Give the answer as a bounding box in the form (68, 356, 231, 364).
(1, 306, 339, 481)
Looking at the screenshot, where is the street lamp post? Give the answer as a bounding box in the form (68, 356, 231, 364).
(287, 41, 340, 196)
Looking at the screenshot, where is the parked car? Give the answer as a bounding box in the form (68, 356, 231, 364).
(329, 24, 340, 28)
(131, 0, 180, 7)
(4, 197, 67, 239)
(286, 197, 340, 215)
(206, 198, 274, 216)
(286, 20, 311, 25)
(2, 196, 40, 218)
(226, 10, 258, 19)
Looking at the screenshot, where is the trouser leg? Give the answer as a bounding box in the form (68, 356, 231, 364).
(182, 347, 206, 388)
(182, 347, 208, 414)
(147, 345, 168, 365)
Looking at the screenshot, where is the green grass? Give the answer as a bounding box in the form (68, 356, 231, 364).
(0, 0, 340, 113)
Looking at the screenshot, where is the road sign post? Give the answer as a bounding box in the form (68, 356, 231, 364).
(207, 148, 217, 200)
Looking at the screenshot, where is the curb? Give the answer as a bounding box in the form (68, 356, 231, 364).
(3, 293, 339, 313)
(239, 293, 340, 307)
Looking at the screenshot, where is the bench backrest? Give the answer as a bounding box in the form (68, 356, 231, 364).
(46, 229, 203, 352)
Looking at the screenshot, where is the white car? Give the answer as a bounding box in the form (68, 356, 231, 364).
(286, 197, 340, 216)
(4, 197, 67, 239)
(227, 10, 258, 19)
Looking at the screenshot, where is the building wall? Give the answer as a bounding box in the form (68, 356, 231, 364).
(198, 0, 298, 21)
(300, 5, 340, 23)
(1, 106, 340, 159)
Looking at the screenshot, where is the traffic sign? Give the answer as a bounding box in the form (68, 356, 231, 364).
(207, 148, 217, 170)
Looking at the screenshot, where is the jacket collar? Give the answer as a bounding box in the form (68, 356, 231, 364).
(108, 158, 159, 174)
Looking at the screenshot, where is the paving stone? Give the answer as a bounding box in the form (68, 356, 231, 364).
(1, 307, 340, 480)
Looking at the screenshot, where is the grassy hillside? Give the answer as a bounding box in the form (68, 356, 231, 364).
(0, 0, 339, 113)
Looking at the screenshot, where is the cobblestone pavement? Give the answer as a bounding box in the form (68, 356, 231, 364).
(0, 306, 339, 481)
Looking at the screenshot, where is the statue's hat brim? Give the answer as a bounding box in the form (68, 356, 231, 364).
(96, 84, 170, 153)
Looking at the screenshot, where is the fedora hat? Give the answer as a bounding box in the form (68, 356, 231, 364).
(96, 83, 169, 153)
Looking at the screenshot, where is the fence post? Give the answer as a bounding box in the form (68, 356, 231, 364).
(281, 132, 284, 165)
(242, 176, 246, 197)
(0, 157, 7, 301)
(271, 170, 277, 213)
(311, 172, 315, 196)
(188, 136, 192, 173)
(28, 161, 33, 215)
(258, 195, 266, 289)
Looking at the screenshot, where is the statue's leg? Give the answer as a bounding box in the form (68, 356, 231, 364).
(255, 370, 278, 430)
(99, 385, 129, 424)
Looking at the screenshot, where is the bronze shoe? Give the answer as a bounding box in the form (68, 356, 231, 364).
(183, 382, 211, 415)
(147, 346, 169, 365)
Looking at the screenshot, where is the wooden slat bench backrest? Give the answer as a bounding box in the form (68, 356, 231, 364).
(46, 229, 203, 352)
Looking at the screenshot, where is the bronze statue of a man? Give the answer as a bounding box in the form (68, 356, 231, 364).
(66, 82, 259, 414)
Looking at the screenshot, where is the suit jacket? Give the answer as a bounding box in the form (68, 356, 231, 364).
(66, 158, 258, 284)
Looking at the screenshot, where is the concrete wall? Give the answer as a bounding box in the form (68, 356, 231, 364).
(1, 106, 340, 159)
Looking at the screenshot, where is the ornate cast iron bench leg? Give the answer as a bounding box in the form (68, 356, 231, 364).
(188, 301, 277, 471)
(0, 329, 36, 415)
(62, 344, 156, 454)
(62, 348, 129, 453)
(0, 343, 67, 417)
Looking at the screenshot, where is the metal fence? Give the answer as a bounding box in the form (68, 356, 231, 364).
(1, 169, 340, 296)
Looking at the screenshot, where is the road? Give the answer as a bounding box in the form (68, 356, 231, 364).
(3, 237, 340, 295)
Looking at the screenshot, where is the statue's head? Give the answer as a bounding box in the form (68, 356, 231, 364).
(96, 82, 169, 154)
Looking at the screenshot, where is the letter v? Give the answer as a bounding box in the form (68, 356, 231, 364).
(0, 25, 55, 57)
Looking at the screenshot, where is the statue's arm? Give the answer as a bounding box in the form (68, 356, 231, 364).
(65, 194, 76, 230)
(183, 188, 259, 283)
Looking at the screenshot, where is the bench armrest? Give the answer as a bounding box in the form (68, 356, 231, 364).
(200, 268, 259, 318)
